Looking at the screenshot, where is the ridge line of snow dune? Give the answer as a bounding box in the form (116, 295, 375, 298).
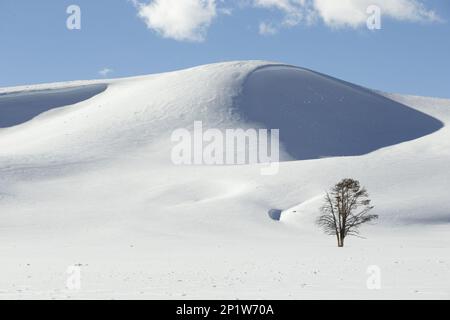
(0, 80, 110, 96)
(244, 62, 447, 113)
(0, 61, 274, 95)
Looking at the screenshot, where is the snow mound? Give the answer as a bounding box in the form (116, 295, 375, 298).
(237, 65, 443, 160)
(0, 62, 442, 163)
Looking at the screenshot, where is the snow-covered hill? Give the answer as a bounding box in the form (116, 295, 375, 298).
(1, 61, 449, 299)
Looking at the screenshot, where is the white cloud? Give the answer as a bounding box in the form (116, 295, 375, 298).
(134, 0, 217, 42)
(252, 0, 440, 30)
(99, 68, 113, 77)
(131, 0, 441, 41)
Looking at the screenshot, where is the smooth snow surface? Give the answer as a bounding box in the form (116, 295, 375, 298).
(0, 61, 449, 299)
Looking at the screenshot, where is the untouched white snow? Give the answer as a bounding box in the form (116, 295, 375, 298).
(0, 61, 449, 299)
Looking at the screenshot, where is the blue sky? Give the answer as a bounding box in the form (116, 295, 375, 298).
(0, 0, 449, 98)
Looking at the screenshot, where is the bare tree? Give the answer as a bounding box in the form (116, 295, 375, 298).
(317, 178, 377, 247)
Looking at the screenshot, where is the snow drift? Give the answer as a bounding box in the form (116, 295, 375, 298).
(0, 84, 107, 128)
(239, 65, 442, 160)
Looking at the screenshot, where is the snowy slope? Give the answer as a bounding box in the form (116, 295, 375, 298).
(0, 61, 449, 299)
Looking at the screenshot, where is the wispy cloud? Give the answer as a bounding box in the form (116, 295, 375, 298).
(252, 0, 441, 30)
(99, 68, 113, 77)
(259, 22, 278, 35)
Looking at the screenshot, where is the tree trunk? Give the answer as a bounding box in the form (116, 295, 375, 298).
(336, 234, 343, 247)
(340, 237, 345, 247)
